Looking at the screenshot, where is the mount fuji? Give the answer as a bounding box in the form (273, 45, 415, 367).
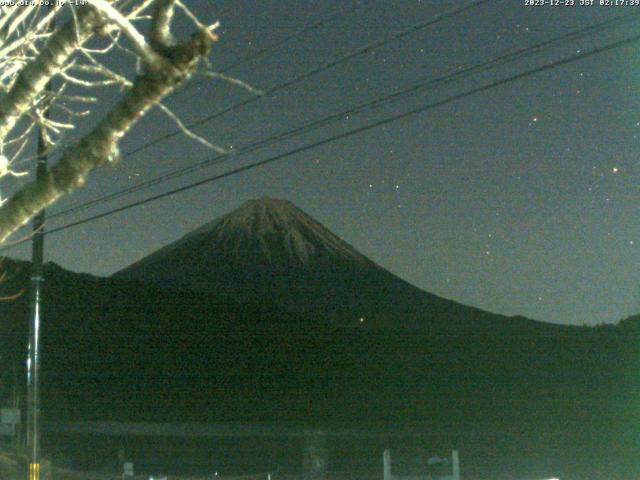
(0, 199, 636, 477)
(113, 197, 536, 331)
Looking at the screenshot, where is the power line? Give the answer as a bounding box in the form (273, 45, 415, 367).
(1, 29, 634, 252)
(47, 0, 496, 219)
(48, 11, 640, 221)
(122, 0, 492, 158)
(168, 8, 350, 100)
(0, 8, 353, 184)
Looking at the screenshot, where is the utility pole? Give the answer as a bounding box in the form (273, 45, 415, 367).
(26, 11, 55, 480)
(26, 100, 48, 480)
(26, 13, 55, 476)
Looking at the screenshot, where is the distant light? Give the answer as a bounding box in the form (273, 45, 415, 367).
(612, 166, 619, 173)
(359, 317, 365, 323)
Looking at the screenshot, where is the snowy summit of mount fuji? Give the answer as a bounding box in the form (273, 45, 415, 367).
(114, 197, 381, 284)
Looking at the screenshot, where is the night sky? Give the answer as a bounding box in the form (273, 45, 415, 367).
(4, 0, 640, 326)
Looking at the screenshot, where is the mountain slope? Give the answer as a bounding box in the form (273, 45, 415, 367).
(113, 198, 543, 331)
(0, 207, 637, 478)
(118, 198, 374, 271)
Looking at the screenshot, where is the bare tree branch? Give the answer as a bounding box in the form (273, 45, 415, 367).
(150, 0, 176, 47)
(0, 8, 99, 142)
(0, 1, 232, 245)
(156, 101, 226, 153)
(86, 0, 167, 70)
(0, 27, 218, 243)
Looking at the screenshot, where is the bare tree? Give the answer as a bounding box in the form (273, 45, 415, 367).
(0, 0, 221, 245)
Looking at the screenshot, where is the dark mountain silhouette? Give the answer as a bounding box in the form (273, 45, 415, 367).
(113, 197, 433, 319)
(0, 199, 637, 478)
(113, 198, 545, 333)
